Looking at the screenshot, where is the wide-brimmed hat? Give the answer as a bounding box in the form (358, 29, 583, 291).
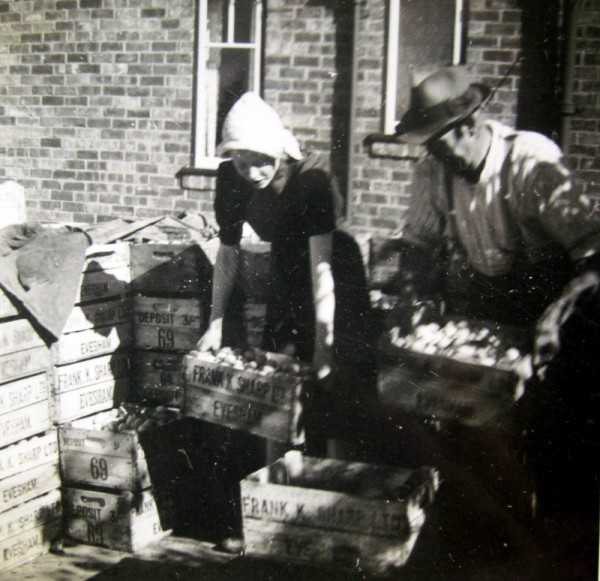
(218, 92, 302, 160)
(395, 66, 491, 145)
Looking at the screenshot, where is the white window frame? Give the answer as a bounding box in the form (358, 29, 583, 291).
(383, 0, 464, 134)
(193, 0, 263, 171)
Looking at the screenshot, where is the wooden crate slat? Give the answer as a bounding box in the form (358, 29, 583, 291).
(0, 400, 52, 449)
(0, 430, 58, 482)
(52, 323, 132, 365)
(0, 463, 61, 513)
(0, 372, 49, 416)
(0, 318, 45, 357)
(62, 298, 133, 334)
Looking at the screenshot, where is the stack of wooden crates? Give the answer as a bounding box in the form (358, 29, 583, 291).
(130, 241, 210, 409)
(0, 289, 61, 573)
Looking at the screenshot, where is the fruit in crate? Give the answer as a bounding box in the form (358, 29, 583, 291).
(81, 404, 181, 433)
(189, 346, 312, 377)
(389, 319, 526, 368)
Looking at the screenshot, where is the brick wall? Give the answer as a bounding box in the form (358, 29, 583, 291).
(348, 0, 523, 234)
(0, 0, 598, 228)
(0, 0, 196, 224)
(263, 0, 353, 195)
(566, 0, 600, 197)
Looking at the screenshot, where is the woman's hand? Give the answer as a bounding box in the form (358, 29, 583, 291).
(196, 318, 223, 352)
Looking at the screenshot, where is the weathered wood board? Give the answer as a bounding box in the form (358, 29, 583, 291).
(63, 486, 168, 553)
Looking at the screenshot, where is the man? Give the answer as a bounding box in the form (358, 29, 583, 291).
(394, 65, 600, 518)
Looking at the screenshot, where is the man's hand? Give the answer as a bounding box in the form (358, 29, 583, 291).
(534, 270, 600, 379)
(196, 318, 223, 352)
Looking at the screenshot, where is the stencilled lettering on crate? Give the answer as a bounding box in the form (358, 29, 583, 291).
(240, 454, 438, 576)
(183, 354, 304, 443)
(0, 347, 52, 384)
(0, 373, 49, 416)
(0, 489, 62, 543)
(133, 296, 204, 351)
(53, 323, 133, 365)
(51, 377, 130, 424)
(0, 431, 58, 482)
(0, 401, 52, 449)
(0, 518, 62, 573)
(76, 266, 130, 304)
(133, 350, 184, 407)
(0, 318, 45, 356)
(0, 463, 61, 513)
(62, 298, 133, 334)
(59, 423, 149, 491)
(53, 352, 131, 394)
(64, 487, 166, 552)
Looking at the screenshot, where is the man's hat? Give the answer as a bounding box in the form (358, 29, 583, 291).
(395, 66, 491, 145)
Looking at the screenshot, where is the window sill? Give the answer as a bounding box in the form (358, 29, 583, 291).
(363, 134, 423, 160)
(176, 160, 221, 189)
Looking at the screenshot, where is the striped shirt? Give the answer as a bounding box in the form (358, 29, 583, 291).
(402, 120, 600, 277)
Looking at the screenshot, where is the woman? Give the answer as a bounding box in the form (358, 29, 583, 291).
(197, 92, 375, 455)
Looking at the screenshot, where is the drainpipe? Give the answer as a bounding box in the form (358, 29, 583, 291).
(346, 0, 363, 225)
(560, 0, 582, 156)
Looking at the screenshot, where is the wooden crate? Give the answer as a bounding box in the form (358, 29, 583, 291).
(0, 373, 52, 448)
(0, 317, 46, 357)
(0, 430, 59, 482)
(59, 413, 151, 491)
(130, 242, 212, 297)
(75, 266, 130, 304)
(63, 486, 168, 553)
(133, 295, 204, 352)
(0, 489, 62, 573)
(0, 461, 61, 514)
(377, 321, 528, 427)
(51, 351, 131, 424)
(132, 350, 184, 407)
(51, 377, 131, 425)
(62, 297, 133, 334)
(241, 452, 439, 576)
(183, 350, 309, 445)
(84, 242, 130, 272)
(377, 363, 518, 427)
(52, 322, 133, 365)
(0, 288, 19, 320)
(0, 346, 52, 384)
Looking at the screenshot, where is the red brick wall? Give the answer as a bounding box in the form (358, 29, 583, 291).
(0, 0, 196, 224)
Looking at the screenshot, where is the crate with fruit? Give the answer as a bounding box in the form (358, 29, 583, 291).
(183, 347, 312, 445)
(378, 318, 532, 426)
(59, 404, 181, 491)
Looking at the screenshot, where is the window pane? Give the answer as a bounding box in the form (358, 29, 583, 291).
(208, 0, 225, 43)
(205, 47, 254, 152)
(234, 0, 255, 43)
(396, 0, 456, 118)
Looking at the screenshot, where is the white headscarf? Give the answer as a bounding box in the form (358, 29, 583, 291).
(218, 92, 303, 161)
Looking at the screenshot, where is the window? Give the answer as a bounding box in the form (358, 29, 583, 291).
(193, 0, 263, 170)
(384, 0, 464, 134)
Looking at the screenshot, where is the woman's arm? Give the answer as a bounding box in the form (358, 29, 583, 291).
(309, 232, 335, 379)
(196, 242, 240, 351)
